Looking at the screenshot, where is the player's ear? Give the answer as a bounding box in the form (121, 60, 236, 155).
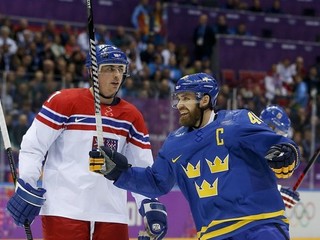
(200, 95, 210, 108)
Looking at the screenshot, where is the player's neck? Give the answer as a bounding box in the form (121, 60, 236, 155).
(199, 109, 215, 128)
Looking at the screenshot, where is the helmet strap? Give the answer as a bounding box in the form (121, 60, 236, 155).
(193, 95, 211, 129)
(193, 103, 204, 129)
(99, 92, 114, 99)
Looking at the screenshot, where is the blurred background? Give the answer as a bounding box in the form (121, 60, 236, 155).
(0, 0, 320, 239)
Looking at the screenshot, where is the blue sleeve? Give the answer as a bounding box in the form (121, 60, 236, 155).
(233, 110, 298, 157)
(114, 152, 175, 198)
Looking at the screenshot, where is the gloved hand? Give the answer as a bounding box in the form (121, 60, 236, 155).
(278, 185, 300, 209)
(265, 143, 300, 178)
(7, 178, 46, 226)
(139, 199, 167, 240)
(89, 146, 131, 181)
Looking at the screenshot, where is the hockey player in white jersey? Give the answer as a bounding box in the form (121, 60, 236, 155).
(260, 105, 300, 209)
(7, 44, 167, 240)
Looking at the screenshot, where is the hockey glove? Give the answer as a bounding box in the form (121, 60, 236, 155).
(265, 143, 300, 178)
(278, 185, 300, 209)
(89, 146, 131, 181)
(139, 199, 168, 240)
(7, 178, 46, 226)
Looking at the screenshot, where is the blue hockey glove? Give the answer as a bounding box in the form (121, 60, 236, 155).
(89, 146, 131, 181)
(7, 178, 46, 226)
(265, 143, 300, 178)
(278, 185, 300, 209)
(139, 199, 167, 240)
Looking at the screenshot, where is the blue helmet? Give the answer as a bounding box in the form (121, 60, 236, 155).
(172, 73, 219, 108)
(86, 44, 129, 75)
(260, 105, 291, 136)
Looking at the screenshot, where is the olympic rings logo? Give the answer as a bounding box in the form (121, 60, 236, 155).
(286, 202, 316, 227)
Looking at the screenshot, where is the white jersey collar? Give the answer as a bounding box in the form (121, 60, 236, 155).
(200, 110, 216, 129)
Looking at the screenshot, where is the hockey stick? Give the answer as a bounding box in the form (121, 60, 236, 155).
(293, 148, 320, 191)
(86, 0, 104, 148)
(85, 2, 156, 240)
(0, 101, 33, 240)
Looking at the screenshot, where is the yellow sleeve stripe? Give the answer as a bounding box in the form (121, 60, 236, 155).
(198, 210, 286, 239)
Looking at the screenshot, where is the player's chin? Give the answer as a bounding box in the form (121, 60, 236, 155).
(102, 87, 117, 95)
(179, 115, 192, 126)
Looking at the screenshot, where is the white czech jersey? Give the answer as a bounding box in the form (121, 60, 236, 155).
(18, 88, 153, 223)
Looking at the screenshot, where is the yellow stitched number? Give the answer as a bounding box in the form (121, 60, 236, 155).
(216, 128, 224, 145)
(248, 112, 262, 124)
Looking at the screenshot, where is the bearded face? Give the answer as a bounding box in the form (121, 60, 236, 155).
(179, 105, 202, 127)
(175, 92, 202, 127)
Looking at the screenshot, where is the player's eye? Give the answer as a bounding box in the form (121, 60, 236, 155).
(99, 66, 124, 74)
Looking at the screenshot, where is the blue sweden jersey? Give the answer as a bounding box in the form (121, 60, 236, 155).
(116, 109, 296, 240)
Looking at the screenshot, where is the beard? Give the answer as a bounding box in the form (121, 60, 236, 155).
(179, 107, 202, 127)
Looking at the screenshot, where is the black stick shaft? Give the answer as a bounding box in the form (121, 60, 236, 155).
(0, 101, 33, 240)
(86, 0, 103, 147)
(293, 148, 320, 191)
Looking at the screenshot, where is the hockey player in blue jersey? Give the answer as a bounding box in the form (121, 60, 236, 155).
(260, 105, 291, 138)
(260, 105, 300, 209)
(91, 73, 300, 240)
